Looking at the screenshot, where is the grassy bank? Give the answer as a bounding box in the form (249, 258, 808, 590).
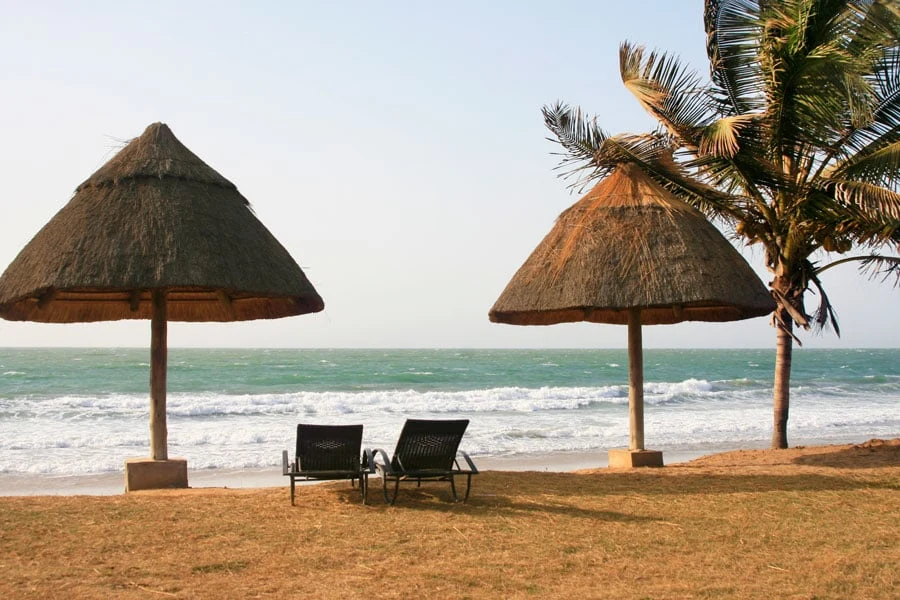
(1, 440, 897, 599)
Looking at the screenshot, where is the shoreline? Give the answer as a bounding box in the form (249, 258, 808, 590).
(4, 434, 883, 497)
(0, 446, 738, 497)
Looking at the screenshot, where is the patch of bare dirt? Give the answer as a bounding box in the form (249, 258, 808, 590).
(683, 438, 900, 469)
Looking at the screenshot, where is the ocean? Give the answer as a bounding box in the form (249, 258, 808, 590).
(1, 348, 898, 478)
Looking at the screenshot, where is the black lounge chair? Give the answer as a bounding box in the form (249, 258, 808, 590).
(372, 419, 478, 505)
(282, 423, 374, 505)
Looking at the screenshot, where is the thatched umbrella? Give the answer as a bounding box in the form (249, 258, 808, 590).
(489, 163, 774, 466)
(0, 123, 324, 487)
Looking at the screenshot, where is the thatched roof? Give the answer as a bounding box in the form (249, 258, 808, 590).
(0, 123, 324, 323)
(489, 164, 775, 326)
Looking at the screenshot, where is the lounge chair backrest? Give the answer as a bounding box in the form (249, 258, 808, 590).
(296, 424, 363, 472)
(392, 419, 469, 472)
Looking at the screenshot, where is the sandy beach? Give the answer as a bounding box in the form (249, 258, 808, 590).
(0, 447, 722, 497)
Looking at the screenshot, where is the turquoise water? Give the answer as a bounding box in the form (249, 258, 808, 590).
(1, 348, 897, 475)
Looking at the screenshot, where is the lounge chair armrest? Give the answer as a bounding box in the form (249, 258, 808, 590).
(370, 448, 394, 474)
(456, 451, 479, 474)
(282, 450, 291, 475)
(362, 448, 377, 473)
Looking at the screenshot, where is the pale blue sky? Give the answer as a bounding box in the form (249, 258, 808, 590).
(1, 1, 896, 349)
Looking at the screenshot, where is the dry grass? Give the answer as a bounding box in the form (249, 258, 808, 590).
(1, 440, 898, 599)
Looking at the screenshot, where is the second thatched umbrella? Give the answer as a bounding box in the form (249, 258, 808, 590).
(489, 163, 774, 466)
(0, 123, 324, 488)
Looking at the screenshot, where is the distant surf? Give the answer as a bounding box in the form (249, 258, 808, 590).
(1, 348, 897, 475)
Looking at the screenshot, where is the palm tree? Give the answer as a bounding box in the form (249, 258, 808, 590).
(543, 0, 900, 448)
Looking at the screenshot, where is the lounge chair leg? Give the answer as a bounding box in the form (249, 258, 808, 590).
(463, 474, 472, 502)
(361, 474, 368, 504)
(449, 475, 458, 502)
(290, 476, 296, 506)
(382, 477, 401, 505)
(391, 479, 400, 505)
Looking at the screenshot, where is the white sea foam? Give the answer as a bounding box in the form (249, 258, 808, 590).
(2, 350, 898, 477)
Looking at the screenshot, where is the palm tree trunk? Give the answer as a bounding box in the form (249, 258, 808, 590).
(772, 310, 792, 449)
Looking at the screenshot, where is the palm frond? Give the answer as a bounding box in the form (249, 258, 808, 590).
(542, 103, 682, 192)
(845, 0, 900, 58)
(755, 4, 838, 153)
(619, 42, 714, 148)
(808, 269, 840, 335)
(828, 140, 900, 188)
(699, 113, 758, 157)
(858, 254, 900, 284)
(686, 145, 787, 206)
(767, 1, 900, 171)
(619, 42, 665, 107)
(798, 178, 899, 252)
(619, 37, 782, 211)
(772, 285, 812, 330)
(543, 109, 755, 224)
(831, 180, 900, 221)
(542, 102, 614, 189)
(817, 253, 900, 286)
(833, 46, 900, 167)
(704, 0, 766, 113)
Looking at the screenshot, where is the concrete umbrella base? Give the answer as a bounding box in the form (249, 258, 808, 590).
(125, 458, 188, 491)
(607, 448, 664, 468)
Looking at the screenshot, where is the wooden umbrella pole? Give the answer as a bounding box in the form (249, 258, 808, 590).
(150, 290, 168, 461)
(627, 307, 644, 451)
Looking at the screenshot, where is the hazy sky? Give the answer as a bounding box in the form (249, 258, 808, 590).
(1, 1, 896, 349)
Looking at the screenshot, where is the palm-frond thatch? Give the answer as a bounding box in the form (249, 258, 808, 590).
(489, 163, 774, 326)
(0, 123, 323, 323)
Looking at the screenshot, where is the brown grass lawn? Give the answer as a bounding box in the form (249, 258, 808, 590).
(1, 440, 898, 599)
